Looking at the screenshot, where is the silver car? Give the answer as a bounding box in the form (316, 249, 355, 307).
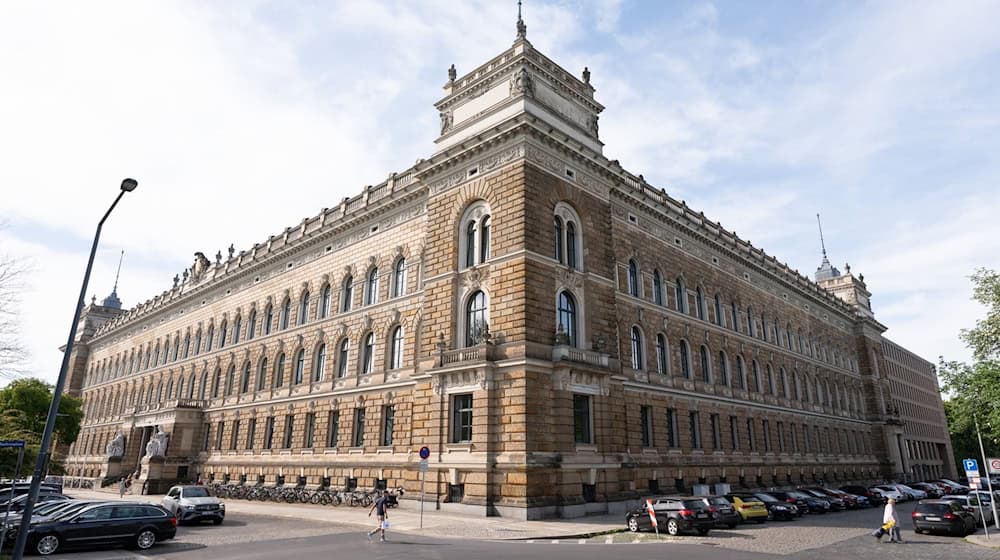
(161, 485, 225, 525)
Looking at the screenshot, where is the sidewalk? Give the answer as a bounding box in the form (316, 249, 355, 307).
(967, 533, 1000, 549)
(65, 486, 624, 541)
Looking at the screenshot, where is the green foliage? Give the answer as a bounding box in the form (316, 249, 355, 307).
(962, 268, 1000, 361)
(0, 378, 83, 476)
(944, 399, 1000, 470)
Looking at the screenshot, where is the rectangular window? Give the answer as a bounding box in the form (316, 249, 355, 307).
(215, 420, 225, 450)
(327, 410, 340, 448)
(710, 413, 720, 450)
(730, 415, 740, 451)
(763, 419, 771, 452)
(451, 394, 473, 443)
(283, 414, 294, 449)
(304, 412, 316, 448)
(263, 416, 274, 450)
(353, 408, 366, 447)
(666, 408, 678, 448)
(230, 419, 240, 450)
(689, 411, 702, 449)
(246, 418, 257, 450)
(640, 405, 653, 448)
(573, 394, 592, 444)
(381, 406, 395, 447)
(747, 418, 756, 451)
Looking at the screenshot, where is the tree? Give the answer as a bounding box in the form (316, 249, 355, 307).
(0, 378, 83, 476)
(0, 239, 27, 380)
(943, 397, 1000, 472)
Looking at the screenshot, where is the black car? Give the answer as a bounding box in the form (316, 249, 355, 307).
(752, 493, 798, 520)
(626, 497, 716, 536)
(912, 499, 977, 536)
(803, 488, 846, 511)
(911, 482, 944, 499)
(840, 485, 886, 506)
(2, 500, 104, 530)
(766, 491, 811, 515)
(0, 492, 70, 513)
(700, 496, 740, 529)
(6, 502, 176, 556)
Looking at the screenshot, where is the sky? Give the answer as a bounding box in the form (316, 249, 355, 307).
(1, 0, 998, 386)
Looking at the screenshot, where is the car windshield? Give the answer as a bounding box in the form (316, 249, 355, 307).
(182, 487, 211, 498)
(710, 497, 730, 506)
(788, 491, 810, 499)
(916, 503, 949, 514)
(754, 493, 778, 503)
(682, 499, 708, 510)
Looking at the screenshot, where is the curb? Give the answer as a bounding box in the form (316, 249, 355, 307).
(508, 528, 627, 541)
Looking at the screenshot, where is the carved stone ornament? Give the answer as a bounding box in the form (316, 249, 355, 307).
(462, 266, 488, 290)
(557, 268, 581, 291)
(191, 252, 211, 283)
(105, 432, 125, 458)
(439, 110, 453, 135)
(553, 370, 609, 396)
(432, 369, 490, 395)
(510, 67, 534, 97)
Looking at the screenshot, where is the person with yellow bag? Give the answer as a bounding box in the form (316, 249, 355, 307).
(872, 498, 902, 543)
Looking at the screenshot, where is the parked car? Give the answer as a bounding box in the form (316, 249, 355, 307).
(932, 479, 970, 495)
(752, 493, 798, 520)
(767, 491, 820, 515)
(840, 485, 885, 506)
(912, 499, 977, 537)
(161, 485, 225, 525)
(803, 488, 846, 511)
(1, 500, 104, 530)
(924, 481, 954, 495)
(910, 482, 944, 499)
(823, 489, 865, 509)
(0, 492, 70, 513)
(941, 494, 995, 527)
(896, 484, 927, 500)
(699, 496, 740, 529)
(626, 497, 716, 536)
(723, 494, 769, 523)
(871, 485, 905, 502)
(7, 502, 176, 556)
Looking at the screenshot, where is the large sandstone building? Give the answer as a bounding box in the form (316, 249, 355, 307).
(63, 18, 955, 518)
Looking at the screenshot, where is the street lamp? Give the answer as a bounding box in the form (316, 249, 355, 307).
(12, 178, 137, 559)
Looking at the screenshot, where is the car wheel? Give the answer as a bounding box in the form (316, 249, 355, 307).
(135, 529, 157, 550)
(213, 518, 223, 526)
(697, 528, 710, 536)
(666, 519, 680, 536)
(34, 534, 60, 556)
(627, 516, 639, 532)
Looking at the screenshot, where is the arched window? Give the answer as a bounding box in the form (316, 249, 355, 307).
(299, 290, 311, 325)
(337, 339, 350, 377)
(718, 351, 730, 386)
(680, 339, 691, 378)
(361, 333, 374, 374)
(280, 298, 291, 330)
(746, 307, 755, 337)
(273, 353, 286, 388)
(366, 268, 379, 305)
(630, 326, 644, 370)
(714, 295, 724, 327)
(700, 345, 711, 383)
(766, 364, 775, 394)
(219, 321, 228, 349)
(554, 216, 564, 263)
(172, 338, 180, 362)
(341, 275, 354, 312)
(187, 372, 196, 399)
(389, 327, 404, 370)
(566, 222, 577, 269)
(652, 270, 663, 306)
(557, 291, 577, 347)
(211, 368, 221, 398)
(256, 357, 268, 391)
(731, 303, 739, 333)
(461, 203, 492, 268)
(760, 313, 768, 342)
(165, 379, 173, 399)
(241, 361, 252, 393)
(675, 278, 687, 313)
(480, 215, 491, 262)
(313, 344, 326, 382)
(780, 368, 789, 398)
(247, 310, 256, 341)
(655, 334, 668, 374)
(696, 287, 706, 320)
(199, 370, 208, 400)
(393, 259, 407, 297)
(465, 291, 489, 347)
(294, 349, 305, 384)
(627, 260, 639, 296)
(264, 305, 273, 335)
(793, 371, 801, 400)
(751, 360, 762, 392)
(233, 316, 241, 345)
(736, 355, 746, 390)
(786, 325, 793, 351)
(319, 284, 331, 318)
(226, 364, 236, 396)
(465, 221, 476, 267)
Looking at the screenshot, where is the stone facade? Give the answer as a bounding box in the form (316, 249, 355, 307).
(62, 25, 955, 519)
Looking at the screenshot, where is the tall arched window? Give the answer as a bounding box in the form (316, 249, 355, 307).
(557, 291, 577, 347)
(680, 339, 691, 378)
(736, 355, 746, 390)
(226, 365, 236, 396)
(465, 291, 488, 347)
(676, 278, 687, 313)
(627, 260, 639, 296)
(554, 216, 564, 264)
(700, 345, 711, 383)
(393, 259, 407, 297)
(264, 305, 273, 335)
(361, 333, 374, 374)
(465, 221, 476, 267)
(366, 268, 379, 305)
(319, 284, 331, 318)
(337, 339, 350, 377)
(718, 351, 730, 386)
(199, 370, 208, 400)
(187, 372, 196, 399)
(211, 367, 221, 398)
(233, 316, 242, 345)
(714, 294, 724, 326)
(751, 360, 762, 392)
(479, 216, 490, 262)
(280, 298, 291, 330)
(652, 270, 663, 306)
(341, 275, 354, 312)
(746, 307, 755, 337)
(696, 287, 706, 320)
(219, 321, 228, 349)
(256, 357, 268, 391)
(247, 310, 256, 341)
(166, 379, 173, 399)
(206, 326, 215, 352)
(389, 327, 404, 370)
(655, 334, 668, 374)
(760, 313, 768, 342)
(630, 326, 644, 370)
(731, 303, 739, 333)
(766, 364, 776, 394)
(566, 222, 577, 269)
(780, 368, 789, 399)
(461, 203, 492, 268)
(313, 344, 326, 382)
(172, 338, 180, 362)
(299, 290, 311, 325)
(273, 353, 286, 388)
(241, 361, 252, 393)
(293, 349, 305, 384)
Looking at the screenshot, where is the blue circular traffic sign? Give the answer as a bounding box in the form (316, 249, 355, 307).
(419, 446, 430, 459)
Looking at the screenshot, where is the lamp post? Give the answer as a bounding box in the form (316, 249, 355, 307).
(12, 178, 137, 559)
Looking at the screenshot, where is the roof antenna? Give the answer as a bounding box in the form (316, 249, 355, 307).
(113, 250, 124, 294)
(516, 0, 527, 39)
(816, 213, 828, 260)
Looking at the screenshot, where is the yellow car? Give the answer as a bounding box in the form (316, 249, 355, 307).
(725, 494, 769, 523)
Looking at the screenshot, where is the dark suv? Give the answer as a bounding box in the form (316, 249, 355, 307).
(626, 497, 716, 536)
(912, 499, 977, 536)
(9, 502, 176, 556)
(700, 496, 740, 529)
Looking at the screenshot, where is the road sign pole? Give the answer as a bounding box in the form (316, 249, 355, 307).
(420, 469, 425, 530)
(975, 418, 999, 532)
(0, 444, 25, 554)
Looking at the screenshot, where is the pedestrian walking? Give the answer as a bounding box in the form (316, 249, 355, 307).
(367, 490, 390, 543)
(118, 477, 127, 498)
(873, 498, 901, 543)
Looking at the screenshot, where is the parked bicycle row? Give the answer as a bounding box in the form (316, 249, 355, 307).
(205, 482, 404, 507)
